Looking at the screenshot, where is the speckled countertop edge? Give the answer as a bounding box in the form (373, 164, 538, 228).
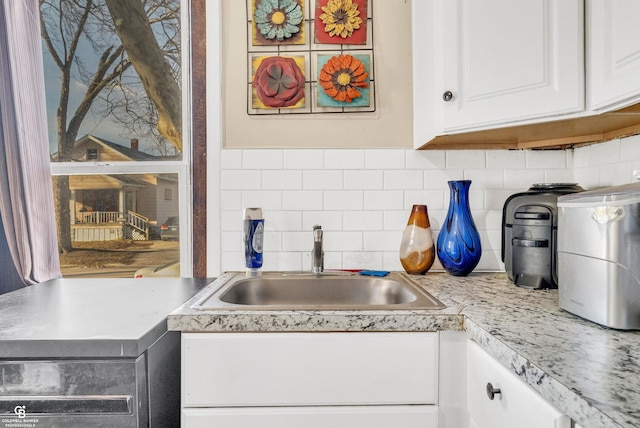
(168, 272, 640, 428)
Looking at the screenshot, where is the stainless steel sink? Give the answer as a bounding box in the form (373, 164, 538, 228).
(191, 271, 446, 311)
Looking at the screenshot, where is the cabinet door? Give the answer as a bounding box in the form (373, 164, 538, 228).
(467, 340, 570, 428)
(588, 0, 640, 111)
(182, 332, 438, 407)
(439, 0, 584, 132)
(182, 406, 438, 428)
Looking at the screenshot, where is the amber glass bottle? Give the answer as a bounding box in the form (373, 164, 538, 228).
(399, 205, 435, 275)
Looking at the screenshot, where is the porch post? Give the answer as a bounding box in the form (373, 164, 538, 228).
(118, 190, 125, 221)
(70, 190, 76, 224)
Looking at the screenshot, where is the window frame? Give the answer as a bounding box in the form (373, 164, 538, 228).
(48, 0, 204, 278)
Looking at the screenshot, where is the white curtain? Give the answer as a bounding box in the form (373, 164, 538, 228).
(0, 0, 61, 290)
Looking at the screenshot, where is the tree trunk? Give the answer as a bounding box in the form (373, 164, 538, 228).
(105, 0, 182, 151)
(53, 176, 73, 253)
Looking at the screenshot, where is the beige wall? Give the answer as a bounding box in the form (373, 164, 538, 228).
(222, 0, 413, 149)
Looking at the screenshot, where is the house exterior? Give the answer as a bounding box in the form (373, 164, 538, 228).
(61, 135, 179, 241)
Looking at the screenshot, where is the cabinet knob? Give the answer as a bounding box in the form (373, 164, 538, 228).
(486, 382, 501, 400)
(442, 90, 454, 102)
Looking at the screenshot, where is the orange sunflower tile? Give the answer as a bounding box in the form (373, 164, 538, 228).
(317, 53, 370, 107)
(315, 0, 367, 45)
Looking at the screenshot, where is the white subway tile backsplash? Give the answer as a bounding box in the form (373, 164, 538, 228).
(282, 231, 313, 252)
(406, 150, 446, 169)
(485, 189, 518, 211)
(544, 168, 575, 184)
(344, 170, 383, 189)
(221, 170, 262, 190)
(572, 145, 590, 168)
(324, 231, 363, 251)
(504, 169, 545, 189)
(404, 189, 445, 210)
(365, 149, 406, 169)
(446, 150, 486, 169)
(241, 191, 283, 211)
(243, 149, 283, 169)
(621, 134, 640, 160)
(221, 149, 242, 168)
(363, 190, 404, 210)
(262, 170, 303, 190)
(464, 169, 504, 189)
(324, 190, 364, 210)
(302, 210, 343, 231)
(342, 252, 384, 270)
(283, 190, 324, 210)
(525, 150, 567, 169)
(221, 190, 242, 211)
(266, 211, 303, 232)
(324, 149, 365, 169)
(363, 231, 401, 252)
(600, 163, 634, 186)
(573, 166, 600, 189)
(424, 169, 465, 189)
(303, 170, 343, 190)
(486, 150, 526, 169)
(343, 211, 383, 231)
(591, 139, 620, 166)
(384, 170, 424, 189)
(217, 136, 640, 273)
(284, 149, 325, 169)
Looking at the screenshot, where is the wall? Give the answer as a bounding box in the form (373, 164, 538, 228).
(217, 137, 640, 274)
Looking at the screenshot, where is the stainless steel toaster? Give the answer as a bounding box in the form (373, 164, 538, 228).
(557, 182, 640, 330)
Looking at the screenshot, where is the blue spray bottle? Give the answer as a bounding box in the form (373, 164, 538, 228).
(243, 208, 264, 276)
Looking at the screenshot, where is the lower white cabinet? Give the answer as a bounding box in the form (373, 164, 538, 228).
(181, 332, 438, 427)
(467, 339, 570, 428)
(182, 406, 438, 428)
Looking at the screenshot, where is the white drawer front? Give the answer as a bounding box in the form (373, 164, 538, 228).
(182, 405, 438, 428)
(467, 340, 570, 428)
(183, 332, 437, 407)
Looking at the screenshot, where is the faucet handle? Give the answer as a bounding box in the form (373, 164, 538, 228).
(313, 225, 322, 240)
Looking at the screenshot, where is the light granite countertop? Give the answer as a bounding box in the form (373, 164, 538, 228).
(167, 272, 640, 428)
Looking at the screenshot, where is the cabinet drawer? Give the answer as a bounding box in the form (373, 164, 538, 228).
(183, 332, 437, 407)
(467, 340, 570, 428)
(182, 405, 438, 428)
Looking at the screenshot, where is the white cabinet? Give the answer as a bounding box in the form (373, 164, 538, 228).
(466, 339, 570, 428)
(181, 332, 438, 427)
(588, 0, 640, 112)
(182, 406, 437, 428)
(412, 0, 584, 147)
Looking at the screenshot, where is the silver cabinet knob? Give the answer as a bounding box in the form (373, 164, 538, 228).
(442, 90, 454, 102)
(486, 382, 501, 400)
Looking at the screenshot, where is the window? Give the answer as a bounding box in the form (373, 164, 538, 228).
(42, 0, 191, 278)
(86, 148, 99, 160)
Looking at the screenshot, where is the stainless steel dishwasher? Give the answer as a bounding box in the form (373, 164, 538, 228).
(0, 330, 180, 427)
(0, 277, 210, 428)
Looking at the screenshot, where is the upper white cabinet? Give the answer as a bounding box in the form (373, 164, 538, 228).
(412, 0, 584, 148)
(588, 0, 640, 112)
(440, 0, 584, 132)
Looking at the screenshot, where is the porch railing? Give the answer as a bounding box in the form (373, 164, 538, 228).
(126, 210, 149, 239)
(78, 211, 119, 224)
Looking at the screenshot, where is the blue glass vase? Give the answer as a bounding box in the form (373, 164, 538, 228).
(437, 180, 482, 276)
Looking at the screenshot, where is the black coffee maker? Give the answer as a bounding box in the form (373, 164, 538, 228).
(501, 183, 584, 289)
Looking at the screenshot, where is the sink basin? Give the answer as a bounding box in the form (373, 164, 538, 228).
(191, 271, 446, 311)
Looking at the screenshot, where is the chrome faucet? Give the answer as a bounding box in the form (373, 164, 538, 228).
(311, 225, 324, 273)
